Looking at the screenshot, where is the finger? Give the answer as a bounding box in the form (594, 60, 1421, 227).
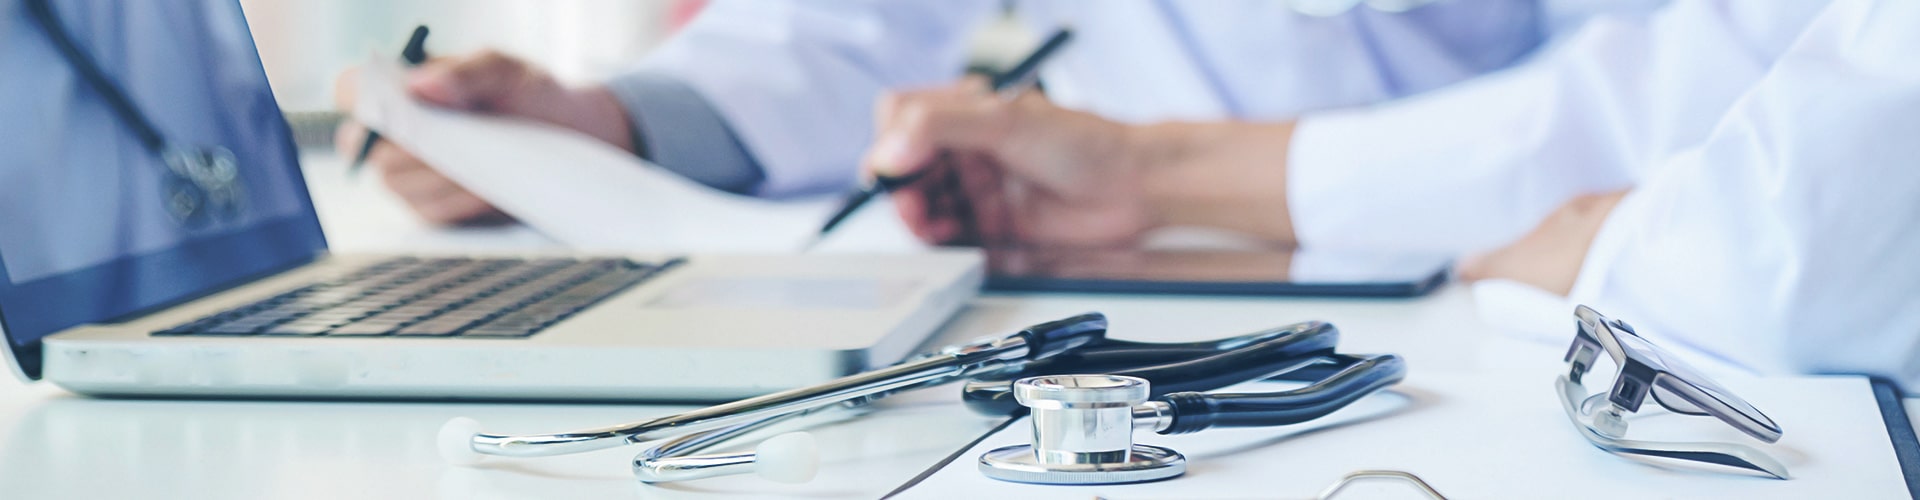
(378, 161, 476, 204)
(952, 152, 1014, 246)
(382, 166, 467, 202)
(412, 191, 501, 226)
(888, 184, 938, 243)
(872, 80, 990, 134)
(406, 50, 535, 111)
(886, 155, 966, 245)
(372, 147, 449, 197)
(332, 120, 368, 158)
(903, 161, 968, 245)
(365, 141, 425, 173)
(862, 91, 1009, 180)
(333, 66, 362, 111)
(957, 75, 991, 94)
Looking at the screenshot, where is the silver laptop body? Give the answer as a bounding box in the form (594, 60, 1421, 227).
(0, 0, 980, 401)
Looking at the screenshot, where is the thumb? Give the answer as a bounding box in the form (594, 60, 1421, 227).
(862, 130, 938, 181)
(862, 95, 1008, 181)
(332, 66, 361, 111)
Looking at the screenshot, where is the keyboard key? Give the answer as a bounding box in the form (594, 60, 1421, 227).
(259, 323, 337, 336)
(204, 322, 266, 335)
(153, 256, 673, 338)
(327, 322, 402, 336)
(394, 317, 478, 336)
(460, 325, 538, 338)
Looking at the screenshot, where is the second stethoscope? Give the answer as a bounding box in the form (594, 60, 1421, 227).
(438, 313, 1408, 486)
(26, 0, 246, 228)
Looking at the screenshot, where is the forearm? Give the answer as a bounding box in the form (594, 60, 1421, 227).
(1125, 121, 1297, 245)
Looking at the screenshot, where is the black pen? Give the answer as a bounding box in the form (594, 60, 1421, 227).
(349, 25, 431, 176)
(805, 28, 1073, 251)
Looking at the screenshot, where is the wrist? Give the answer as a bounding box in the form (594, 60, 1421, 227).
(1126, 121, 1298, 245)
(562, 85, 638, 154)
(1119, 123, 1183, 232)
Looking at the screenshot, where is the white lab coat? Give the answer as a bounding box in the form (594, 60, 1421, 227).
(639, 0, 1920, 385)
(1566, 0, 1920, 388)
(1319, 0, 1920, 386)
(636, 0, 1662, 196)
(1287, 0, 1829, 254)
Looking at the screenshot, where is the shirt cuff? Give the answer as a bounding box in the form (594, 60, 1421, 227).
(604, 71, 766, 195)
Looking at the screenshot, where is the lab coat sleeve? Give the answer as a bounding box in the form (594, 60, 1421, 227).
(609, 0, 998, 197)
(605, 72, 763, 194)
(1284, 0, 1822, 254)
(1568, 0, 1920, 387)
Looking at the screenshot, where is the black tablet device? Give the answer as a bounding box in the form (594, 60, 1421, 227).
(983, 247, 1450, 297)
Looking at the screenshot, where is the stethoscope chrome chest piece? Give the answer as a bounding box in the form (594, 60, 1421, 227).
(161, 144, 246, 227)
(26, 0, 247, 229)
(979, 375, 1185, 485)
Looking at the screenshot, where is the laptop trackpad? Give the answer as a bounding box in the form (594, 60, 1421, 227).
(647, 277, 921, 309)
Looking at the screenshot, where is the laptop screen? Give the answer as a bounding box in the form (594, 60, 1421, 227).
(0, 0, 327, 379)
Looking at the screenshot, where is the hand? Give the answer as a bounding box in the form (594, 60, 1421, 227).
(1458, 189, 1630, 295)
(332, 50, 635, 226)
(861, 79, 1151, 247)
(861, 80, 1299, 248)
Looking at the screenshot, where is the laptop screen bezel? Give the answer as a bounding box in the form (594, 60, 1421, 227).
(0, 1, 329, 381)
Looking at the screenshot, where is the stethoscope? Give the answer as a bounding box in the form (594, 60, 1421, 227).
(439, 312, 1408, 487)
(25, 0, 245, 228)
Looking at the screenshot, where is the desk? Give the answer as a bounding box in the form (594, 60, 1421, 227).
(0, 153, 1910, 498)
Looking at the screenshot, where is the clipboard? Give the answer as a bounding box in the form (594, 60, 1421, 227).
(982, 247, 1451, 297)
(887, 373, 1915, 498)
(1872, 378, 1920, 497)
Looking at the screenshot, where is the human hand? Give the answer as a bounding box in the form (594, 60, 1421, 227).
(860, 79, 1152, 247)
(1458, 189, 1630, 295)
(332, 50, 635, 225)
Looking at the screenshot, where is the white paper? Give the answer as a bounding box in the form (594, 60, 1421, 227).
(353, 57, 833, 252)
(896, 373, 1907, 499)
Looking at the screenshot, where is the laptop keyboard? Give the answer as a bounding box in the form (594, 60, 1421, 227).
(155, 257, 680, 338)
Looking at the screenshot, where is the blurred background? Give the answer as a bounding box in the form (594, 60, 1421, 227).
(239, 0, 1027, 149)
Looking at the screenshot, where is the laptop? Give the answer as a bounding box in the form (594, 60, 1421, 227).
(0, 0, 981, 401)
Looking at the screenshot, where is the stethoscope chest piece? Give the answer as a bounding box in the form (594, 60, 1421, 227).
(978, 443, 1185, 485)
(978, 374, 1187, 485)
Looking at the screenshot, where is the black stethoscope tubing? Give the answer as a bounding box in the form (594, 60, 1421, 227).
(25, 0, 169, 154)
(961, 320, 1406, 433)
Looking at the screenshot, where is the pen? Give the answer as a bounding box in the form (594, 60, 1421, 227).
(349, 25, 431, 176)
(804, 28, 1074, 251)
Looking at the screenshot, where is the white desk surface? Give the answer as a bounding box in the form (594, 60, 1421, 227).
(0, 153, 1911, 499)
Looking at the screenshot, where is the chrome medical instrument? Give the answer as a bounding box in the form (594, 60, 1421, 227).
(976, 351, 1406, 485)
(1088, 469, 1453, 500)
(1313, 470, 1451, 500)
(26, 0, 247, 228)
(1557, 305, 1790, 479)
(441, 313, 1410, 487)
(441, 313, 1111, 481)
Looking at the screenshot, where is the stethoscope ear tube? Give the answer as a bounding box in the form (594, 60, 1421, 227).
(1155, 354, 1406, 435)
(1016, 313, 1110, 360)
(961, 321, 1342, 416)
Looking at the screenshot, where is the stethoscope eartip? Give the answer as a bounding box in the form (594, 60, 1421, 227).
(438, 417, 487, 466)
(753, 432, 820, 484)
